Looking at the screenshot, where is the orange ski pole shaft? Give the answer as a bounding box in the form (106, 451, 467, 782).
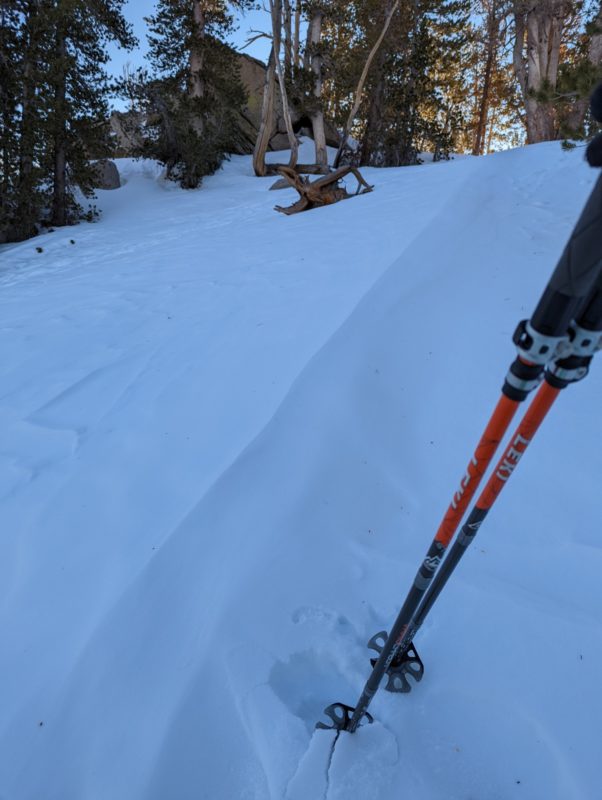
(406, 281, 602, 643)
(318, 115, 602, 731)
(433, 393, 519, 549)
(405, 380, 561, 641)
(316, 391, 524, 733)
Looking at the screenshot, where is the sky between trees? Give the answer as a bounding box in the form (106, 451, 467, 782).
(107, 2, 272, 94)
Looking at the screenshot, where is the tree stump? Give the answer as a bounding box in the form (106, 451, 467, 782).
(274, 165, 373, 215)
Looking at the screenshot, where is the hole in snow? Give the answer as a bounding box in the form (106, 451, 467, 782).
(269, 651, 355, 735)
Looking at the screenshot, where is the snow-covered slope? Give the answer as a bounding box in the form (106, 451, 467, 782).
(1, 141, 600, 800)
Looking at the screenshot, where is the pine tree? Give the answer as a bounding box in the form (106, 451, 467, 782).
(1, 0, 46, 241)
(512, 0, 576, 143)
(1, 1, 22, 240)
(470, 1, 508, 155)
(359, 1, 473, 166)
(137, 0, 253, 188)
(554, 2, 602, 138)
(319, 0, 473, 167)
(418, 1, 474, 161)
(43, 0, 136, 226)
(1, 0, 135, 241)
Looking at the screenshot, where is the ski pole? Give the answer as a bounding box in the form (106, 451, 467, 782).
(315, 396, 526, 733)
(318, 131, 602, 735)
(318, 225, 602, 735)
(393, 90, 602, 677)
(400, 280, 602, 651)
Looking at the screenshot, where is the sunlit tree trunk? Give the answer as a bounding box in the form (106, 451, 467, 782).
(253, 46, 277, 176)
(308, 6, 327, 167)
(513, 0, 571, 143)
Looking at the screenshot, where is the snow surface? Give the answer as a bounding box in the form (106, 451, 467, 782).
(1, 140, 601, 800)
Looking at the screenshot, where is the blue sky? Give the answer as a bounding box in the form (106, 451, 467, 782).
(107, 1, 273, 81)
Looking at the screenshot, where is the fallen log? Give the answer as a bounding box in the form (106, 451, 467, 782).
(274, 165, 373, 214)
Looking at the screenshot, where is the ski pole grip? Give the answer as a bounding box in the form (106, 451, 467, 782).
(503, 126, 602, 400)
(533, 82, 602, 331)
(530, 172, 602, 337)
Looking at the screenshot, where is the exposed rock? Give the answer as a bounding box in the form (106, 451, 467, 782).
(110, 111, 145, 157)
(236, 53, 340, 154)
(269, 133, 294, 151)
(269, 176, 291, 191)
(109, 53, 341, 158)
(92, 159, 120, 190)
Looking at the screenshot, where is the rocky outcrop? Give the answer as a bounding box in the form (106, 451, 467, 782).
(110, 53, 340, 158)
(91, 159, 121, 190)
(110, 111, 146, 158)
(235, 53, 340, 154)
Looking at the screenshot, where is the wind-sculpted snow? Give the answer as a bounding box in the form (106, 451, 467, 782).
(0, 141, 600, 799)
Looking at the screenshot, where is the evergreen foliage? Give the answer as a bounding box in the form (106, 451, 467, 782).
(0, 0, 135, 242)
(554, 5, 602, 138)
(320, 0, 473, 167)
(128, 0, 253, 189)
(2, 0, 601, 246)
(465, 1, 523, 155)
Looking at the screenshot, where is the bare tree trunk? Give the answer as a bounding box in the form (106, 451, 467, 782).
(188, 0, 206, 142)
(334, 0, 400, 168)
(189, 0, 205, 100)
(470, 65, 480, 152)
(293, 0, 301, 67)
(513, 0, 570, 143)
(270, 0, 298, 169)
(525, 5, 561, 141)
(473, 1, 502, 156)
(473, 52, 494, 155)
(361, 66, 386, 165)
(512, 3, 527, 95)
(486, 106, 497, 152)
(253, 46, 277, 176)
(302, 11, 311, 71)
(308, 8, 327, 167)
(283, 0, 292, 73)
(51, 29, 67, 227)
(360, 3, 391, 169)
